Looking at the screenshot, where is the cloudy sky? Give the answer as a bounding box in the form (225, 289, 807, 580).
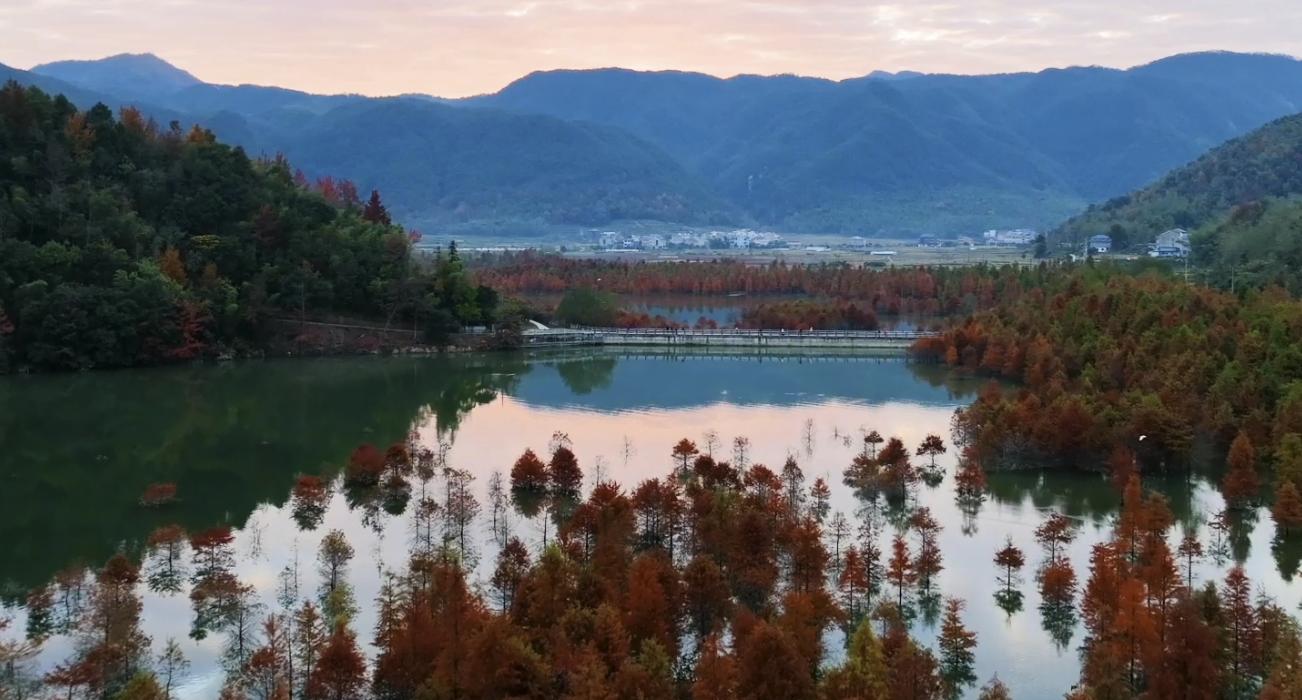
(3, 0, 1299, 97)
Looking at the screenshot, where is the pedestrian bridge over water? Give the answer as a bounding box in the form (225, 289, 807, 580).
(523, 326, 935, 350)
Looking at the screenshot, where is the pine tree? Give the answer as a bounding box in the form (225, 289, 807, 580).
(307, 623, 366, 700)
(887, 535, 915, 608)
(1223, 566, 1261, 699)
(1271, 480, 1302, 531)
(361, 190, 391, 225)
(1222, 431, 1260, 508)
(994, 537, 1025, 594)
(821, 619, 888, 699)
(938, 598, 978, 699)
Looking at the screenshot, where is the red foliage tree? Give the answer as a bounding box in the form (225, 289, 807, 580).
(345, 444, 385, 487)
(139, 482, 178, 506)
(1222, 431, 1260, 508)
(672, 438, 699, 473)
(307, 623, 366, 700)
(735, 621, 816, 700)
(993, 538, 1025, 594)
(510, 449, 549, 492)
(549, 446, 583, 500)
(1272, 480, 1302, 532)
(361, 190, 391, 226)
(886, 535, 915, 607)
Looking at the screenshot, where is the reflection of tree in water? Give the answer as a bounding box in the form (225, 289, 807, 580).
(994, 589, 1024, 617)
(1, 354, 531, 596)
(1227, 509, 1257, 564)
(1272, 533, 1302, 582)
(420, 356, 530, 438)
(917, 592, 942, 628)
(904, 362, 987, 400)
(551, 357, 617, 396)
(958, 502, 981, 536)
(984, 469, 1210, 537)
(1039, 599, 1077, 652)
(291, 476, 331, 531)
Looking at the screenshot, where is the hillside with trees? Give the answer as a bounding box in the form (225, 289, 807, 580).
(0, 82, 494, 372)
(1052, 112, 1302, 250)
(275, 98, 737, 231)
(1192, 197, 1302, 294)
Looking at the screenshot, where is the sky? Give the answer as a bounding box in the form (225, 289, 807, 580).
(2, 0, 1300, 98)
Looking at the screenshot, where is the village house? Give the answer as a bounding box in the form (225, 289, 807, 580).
(1088, 234, 1113, 254)
(1151, 228, 1191, 258)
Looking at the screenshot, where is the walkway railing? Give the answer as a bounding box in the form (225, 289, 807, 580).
(522, 326, 937, 346)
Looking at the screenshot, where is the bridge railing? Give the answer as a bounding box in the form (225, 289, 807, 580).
(527, 326, 936, 340)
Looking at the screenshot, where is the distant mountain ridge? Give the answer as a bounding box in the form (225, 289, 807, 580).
(33, 53, 201, 101)
(9, 50, 1302, 235)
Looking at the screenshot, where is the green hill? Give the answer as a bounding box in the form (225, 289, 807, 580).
(0, 82, 490, 372)
(273, 98, 738, 232)
(1193, 197, 1302, 294)
(1052, 112, 1302, 250)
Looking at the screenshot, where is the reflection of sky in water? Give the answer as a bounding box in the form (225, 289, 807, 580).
(3, 355, 1299, 700)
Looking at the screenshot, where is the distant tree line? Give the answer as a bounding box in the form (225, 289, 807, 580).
(474, 253, 1061, 318)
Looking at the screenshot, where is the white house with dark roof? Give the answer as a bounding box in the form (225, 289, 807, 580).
(1151, 228, 1191, 258)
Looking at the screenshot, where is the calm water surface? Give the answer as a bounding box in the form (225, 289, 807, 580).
(1, 350, 1297, 698)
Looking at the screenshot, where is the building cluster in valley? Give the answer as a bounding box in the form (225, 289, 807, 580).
(583, 225, 1193, 260)
(595, 229, 787, 251)
(1083, 228, 1190, 257)
(913, 228, 1040, 249)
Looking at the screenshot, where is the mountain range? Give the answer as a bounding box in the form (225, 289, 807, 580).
(6, 51, 1302, 236)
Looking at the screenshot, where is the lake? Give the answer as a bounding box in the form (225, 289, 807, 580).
(1, 350, 1297, 698)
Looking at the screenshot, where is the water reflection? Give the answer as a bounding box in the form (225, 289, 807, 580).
(0, 350, 1299, 699)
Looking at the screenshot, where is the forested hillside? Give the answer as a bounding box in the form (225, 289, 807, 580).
(1192, 197, 1302, 293)
(1054, 112, 1302, 249)
(14, 51, 1302, 234)
(0, 82, 493, 372)
(274, 98, 737, 231)
(476, 52, 1302, 233)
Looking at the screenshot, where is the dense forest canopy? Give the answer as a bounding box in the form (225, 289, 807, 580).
(912, 266, 1302, 507)
(1192, 197, 1302, 295)
(0, 82, 494, 372)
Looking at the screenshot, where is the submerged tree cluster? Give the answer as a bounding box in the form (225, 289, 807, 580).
(6, 425, 1301, 700)
(912, 269, 1302, 525)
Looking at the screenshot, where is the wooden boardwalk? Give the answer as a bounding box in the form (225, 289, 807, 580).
(523, 327, 934, 349)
